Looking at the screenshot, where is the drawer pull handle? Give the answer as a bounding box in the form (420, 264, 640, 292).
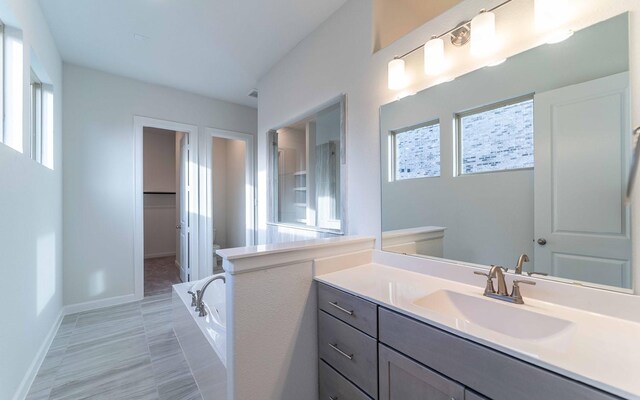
(329, 301, 354, 316)
(329, 343, 353, 360)
(329, 397, 338, 400)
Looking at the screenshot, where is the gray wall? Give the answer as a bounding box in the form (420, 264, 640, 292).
(63, 64, 257, 305)
(0, 0, 64, 398)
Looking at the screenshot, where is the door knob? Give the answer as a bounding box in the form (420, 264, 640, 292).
(176, 225, 181, 230)
(537, 238, 547, 246)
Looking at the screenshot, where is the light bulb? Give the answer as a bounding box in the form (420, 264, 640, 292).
(535, 0, 570, 32)
(388, 58, 407, 90)
(424, 36, 446, 76)
(471, 10, 496, 57)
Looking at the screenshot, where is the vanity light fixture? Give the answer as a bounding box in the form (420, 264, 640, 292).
(471, 10, 497, 57)
(424, 36, 446, 75)
(387, 0, 514, 91)
(388, 57, 407, 90)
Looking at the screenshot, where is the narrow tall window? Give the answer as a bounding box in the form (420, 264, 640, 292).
(457, 96, 534, 175)
(0, 22, 5, 145)
(30, 70, 43, 163)
(392, 120, 441, 181)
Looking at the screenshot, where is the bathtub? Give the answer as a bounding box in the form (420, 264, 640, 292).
(173, 274, 227, 399)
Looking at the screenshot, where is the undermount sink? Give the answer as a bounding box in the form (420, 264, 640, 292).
(413, 290, 574, 340)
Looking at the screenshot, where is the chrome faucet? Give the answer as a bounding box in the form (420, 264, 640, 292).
(490, 265, 509, 296)
(474, 265, 536, 304)
(195, 275, 226, 317)
(514, 253, 548, 277)
(515, 254, 529, 274)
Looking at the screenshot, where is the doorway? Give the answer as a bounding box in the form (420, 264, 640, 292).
(134, 117, 199, 299)
(203, 128, 255, 276)
(142, 128, 186, 296)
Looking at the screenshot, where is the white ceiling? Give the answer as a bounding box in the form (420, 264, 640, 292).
(38, 0, 348, 107)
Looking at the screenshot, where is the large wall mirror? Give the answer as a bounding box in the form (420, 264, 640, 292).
(380, 14, 632, 291)
(268, 96, 346, 239)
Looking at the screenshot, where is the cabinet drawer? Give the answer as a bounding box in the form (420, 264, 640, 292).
(379, 308, 621, 400)
(319, 360, 372, 400)
(379, 344, 465, 400)
(318, 283, 377, 337)
(319, 311, 378, 398)
(465, 390, 489, 400)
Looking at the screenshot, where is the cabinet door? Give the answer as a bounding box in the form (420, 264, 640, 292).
(379, 344, 465, 400)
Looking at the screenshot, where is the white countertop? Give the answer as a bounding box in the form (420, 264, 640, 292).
(381, 226, 446, 238)
(316, 263, 640, 399)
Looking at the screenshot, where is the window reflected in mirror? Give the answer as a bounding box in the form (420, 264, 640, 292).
(457, 96, 534, 175)
(392, 120, 441, 181)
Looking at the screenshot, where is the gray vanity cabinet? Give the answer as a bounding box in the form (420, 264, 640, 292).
(378, 308, 622, 400)
(317, 282, 623, 400)
(379, 344, 466, 400)
(318, 283, 378, 399)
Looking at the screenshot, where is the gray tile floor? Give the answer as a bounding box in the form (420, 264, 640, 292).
(26, 293, 203, 400)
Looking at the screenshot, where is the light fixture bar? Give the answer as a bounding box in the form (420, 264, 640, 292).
(394, 0, 513, 60)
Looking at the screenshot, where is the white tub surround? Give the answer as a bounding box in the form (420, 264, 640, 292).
(382, 226, 445, 256)
(173, 281, 227, 400)
(315, 250, 640, 399)
(217, 236, 375, 400)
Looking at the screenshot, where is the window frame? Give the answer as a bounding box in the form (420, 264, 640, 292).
(30, 69, 43, 163)
(390, 118, 441, 182)
(455, 93, 534, 176)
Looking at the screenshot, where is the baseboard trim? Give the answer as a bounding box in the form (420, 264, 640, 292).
(12, 308, 65, 400)
(144, 252, 176, 259)
(63, 293, 139, 315)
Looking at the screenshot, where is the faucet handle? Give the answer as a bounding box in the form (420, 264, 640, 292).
(511, 279, 536, 304)
(187, 291, 197, 307)
(474, 271, 496, 295)
(526, 271, 548, 277)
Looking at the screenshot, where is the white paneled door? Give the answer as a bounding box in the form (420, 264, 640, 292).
(534, 72, 631, 288)
(178, 133, 190, 282)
